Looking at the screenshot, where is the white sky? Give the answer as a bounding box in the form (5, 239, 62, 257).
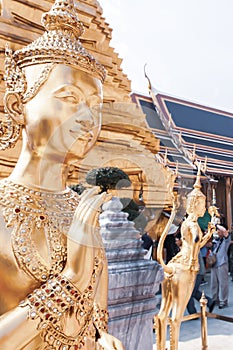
(99, 0, 233, 113)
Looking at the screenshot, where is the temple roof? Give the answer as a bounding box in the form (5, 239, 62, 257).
(132, 89, 233, 178)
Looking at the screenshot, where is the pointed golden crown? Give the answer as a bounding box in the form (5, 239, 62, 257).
(5, 0, 106, 94)
(188, 162, 205, 198)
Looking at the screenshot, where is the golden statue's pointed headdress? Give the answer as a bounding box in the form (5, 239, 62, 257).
(187, 162, 205, 198)
(5, 0, 106, 96)
(2, 0, 106, 151)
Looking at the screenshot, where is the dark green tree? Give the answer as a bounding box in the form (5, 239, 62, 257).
(85, 167, 131, 193)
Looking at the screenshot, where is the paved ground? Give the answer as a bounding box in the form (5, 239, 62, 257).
(153, 271, 233, 349)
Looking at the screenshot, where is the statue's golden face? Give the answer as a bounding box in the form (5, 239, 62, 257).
(196, 196, 206, 217)
(23, 64, 102, 162)
(187, 194, 206, 217)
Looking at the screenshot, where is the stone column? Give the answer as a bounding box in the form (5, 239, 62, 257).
(99, 197, 164, 350)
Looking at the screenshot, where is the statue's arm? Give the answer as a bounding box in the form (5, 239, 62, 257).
(0, 251, 107, 349)
(0, 267, 92, 349)
(188, 223, 200, 270)
(0, 188, 109, 349)
(200, 222, 215, 248)
(93, 257, 109, 334)
(0, 304, 40, 349)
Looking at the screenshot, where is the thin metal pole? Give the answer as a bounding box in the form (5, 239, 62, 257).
(200, 291, 208, 350)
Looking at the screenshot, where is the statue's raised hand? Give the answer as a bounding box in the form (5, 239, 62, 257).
(97, 331, 126, 350)
(63, 187, 111, 289)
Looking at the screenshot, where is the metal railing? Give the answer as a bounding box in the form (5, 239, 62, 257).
(181, 292, 233, 350)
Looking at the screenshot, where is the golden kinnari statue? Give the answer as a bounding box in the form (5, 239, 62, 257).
(155, 164, 215, 350)
(0, 1, 124, 349)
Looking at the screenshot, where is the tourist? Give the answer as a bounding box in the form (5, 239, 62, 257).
(163, 223, 180, 263)
(228, 224, 233, 281)
(187, 252, 215, 314)
(141, 232, 154, 259)
(210, 224, 231, 309)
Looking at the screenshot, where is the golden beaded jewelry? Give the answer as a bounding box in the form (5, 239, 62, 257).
(19, 252, 108, 349)
(0, 179, 79, 282)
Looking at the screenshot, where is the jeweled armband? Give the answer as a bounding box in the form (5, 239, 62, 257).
(19, 275, 79, 329)
(93, 303, 109, 333)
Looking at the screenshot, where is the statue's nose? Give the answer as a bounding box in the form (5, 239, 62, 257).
(75, 104, 94, 129)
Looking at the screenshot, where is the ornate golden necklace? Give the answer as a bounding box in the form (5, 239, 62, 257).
(0, 179, 79, 282)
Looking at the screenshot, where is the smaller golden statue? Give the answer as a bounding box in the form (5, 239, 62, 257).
(208, 188, 220, 226)
(155, 164, 215, 350)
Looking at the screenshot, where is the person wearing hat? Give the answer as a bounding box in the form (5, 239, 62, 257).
(186, 252, 215, 314)
(210, 224, 231, 309)
(141, 234, 153, 259)
(163, 223, 180, 263)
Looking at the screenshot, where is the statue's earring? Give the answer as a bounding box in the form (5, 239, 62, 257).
(1, 45, 27, 150)
(0, 113, 22, 150)
(0, 92, 24, 150)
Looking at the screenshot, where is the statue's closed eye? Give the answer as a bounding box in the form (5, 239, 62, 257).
(54, 91, 80, 104)
(53, 85, 84, 105)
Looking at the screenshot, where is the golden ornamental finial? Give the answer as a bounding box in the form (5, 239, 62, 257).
(193, 161, 202, 189)
(212, 187, 216, 205)
(187, 161, 205, 199)
(191, 144, 196, 161)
